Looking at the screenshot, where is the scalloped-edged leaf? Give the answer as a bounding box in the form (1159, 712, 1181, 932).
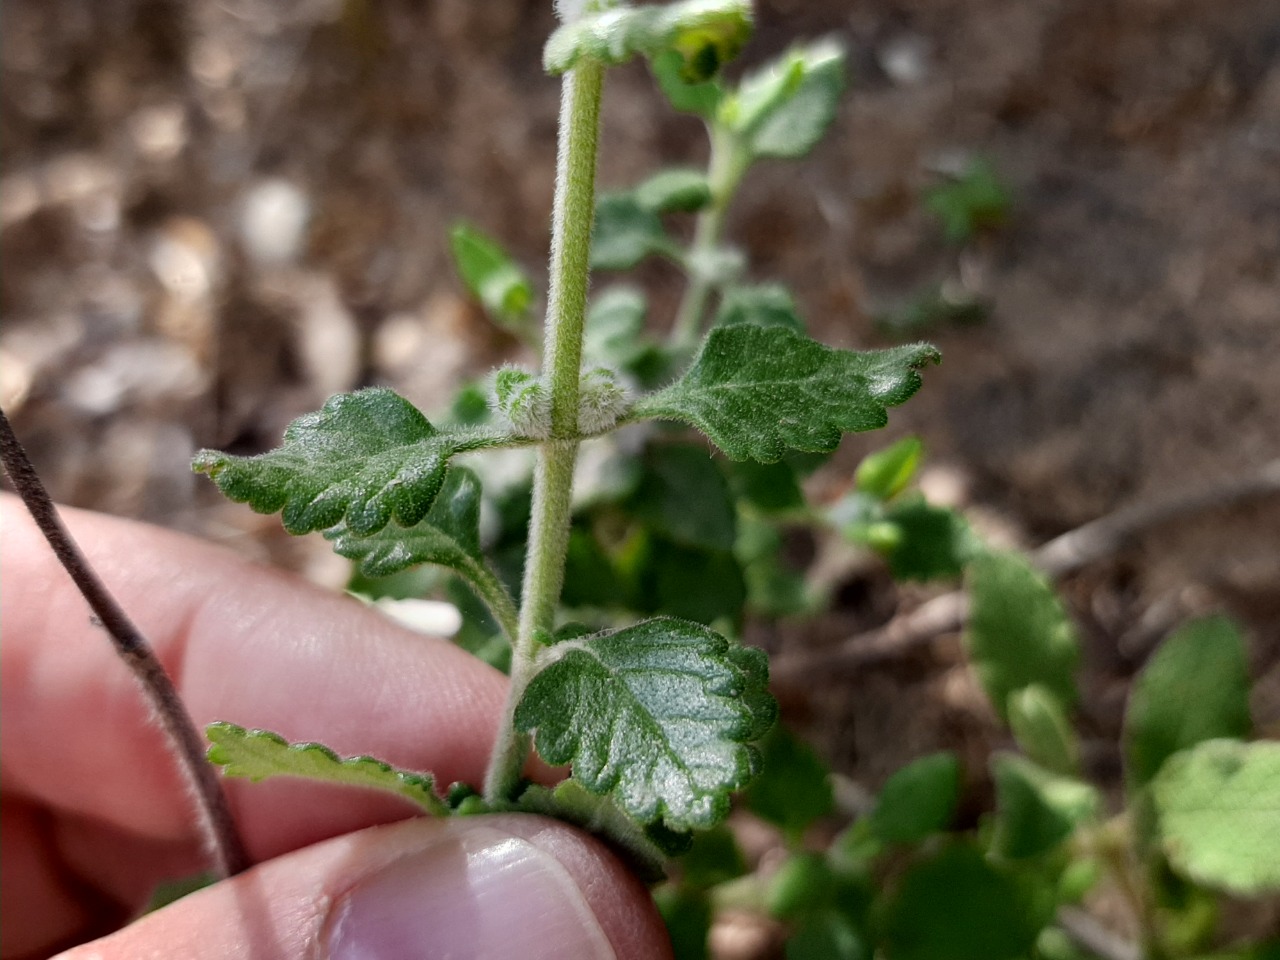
(448, 222, 534, 329)
(545, 0, 752, 78)
(1153, 739, 1280, 895)
(1124, 615, 1251, 791)
(632, 326, 939, 462)
(964, 549, 1080, 722)
(205, 722, 448, 816)
(515, 780, 688, 883)
(193, 388, 507, 536)
(514, 617, 776, 831)
(326, 467, 519, 640)
(723, 39, 846, 160)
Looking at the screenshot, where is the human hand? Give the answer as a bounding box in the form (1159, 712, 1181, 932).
(0, 494, 669, 959)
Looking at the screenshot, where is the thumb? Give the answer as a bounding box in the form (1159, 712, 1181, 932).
(55, 815, 673, 960)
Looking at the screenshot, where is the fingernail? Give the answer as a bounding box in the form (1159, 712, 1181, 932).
(327, 825, 616, 960)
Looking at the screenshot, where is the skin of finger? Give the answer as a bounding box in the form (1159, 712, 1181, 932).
(53, 816, 673, 960)
(0, 495, 511, 857)
(1, 798, 93, 959)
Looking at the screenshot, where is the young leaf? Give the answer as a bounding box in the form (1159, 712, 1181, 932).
(964, 550, 1080, 722)
(591, 193, 677, 270)
(325, 467, 519, 641)
(544, 0, 752, 78)
(868, 751, 960, 844)
(1153, 739, 1280, 895)
(745, 724, 835, 842)
(513, 617, 776, 831)
(723, 39, 846, 161)
(713, 283, 805, 332)
(878, 842, 1045, 960)
(205, 722, 449, 816)
(989, 753, 1099, 860)
(631, 326, 940, 462)
(855, 436, 923, 500)
(634, 168, 713, 213)
(1124, 615, 1251, 791)
(1008, 684, 1081, 776)
(448, 222, 534, 329)
(193, 388, 506, 536)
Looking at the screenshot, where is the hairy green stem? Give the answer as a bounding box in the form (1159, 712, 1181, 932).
(484, 60, 605, 803)
(669, 125, 749, 351)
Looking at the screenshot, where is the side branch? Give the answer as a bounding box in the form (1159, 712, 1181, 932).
(0, 408, 250, 878)
(773, 459, 1280, 684)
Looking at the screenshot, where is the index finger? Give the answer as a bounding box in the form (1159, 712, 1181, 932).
(0, 494, 512, 862)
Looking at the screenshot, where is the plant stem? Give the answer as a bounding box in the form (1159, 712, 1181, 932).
(669, 125, 749, 351)
(484, 59, 605, 803)
(0, 408, 250, 878)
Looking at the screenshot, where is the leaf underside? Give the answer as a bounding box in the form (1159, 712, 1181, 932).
(633, 326, 940, 462)
(326, 465, 482, 578)
(205, 722, 448, 816)
(514, 617, 776, 831)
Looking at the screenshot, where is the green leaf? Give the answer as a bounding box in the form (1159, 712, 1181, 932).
(545, 0, 752, 78)
(924, 159, 1012, 245)
(1124, 615, 1251, 790)
(714, 283, 805, 332)
(726, 458, 805, 514)
(205, 722, 448, 816)
(989, 753, 1099, 860)
(448, 222, 533, 329)
(634, 168, 712, 213)
(880, 496, 980, 582)
(632, 326, 940, 462)
(650, 48, 724, 118)
(561, 524, 628, 610)
(193, 388, 503, 536)
(326, 467, 519, 641)
(964, 550, 1080, 722)
(514, 780, 684, 882)
(1153, 740, 1280, 895)
(768, 852, 835, 921)
(745, 724, 834, 841)
(591, 192, 676, 270)
(1007, 685, 1081, 776)
(787, 911, 869, 960)
(868, 751, 960, 844)
(636, 535, 747, 625)
(723, 40, 846, 160)
(514, 617, 776, 831)
(855, 436, 923, 500)
(878, 842, 1044, 960)
(627, 443, 737, 552)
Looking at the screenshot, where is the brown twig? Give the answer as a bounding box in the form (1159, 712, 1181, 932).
(0, 408, 250, 878)
(772, 459, 1280, 684)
